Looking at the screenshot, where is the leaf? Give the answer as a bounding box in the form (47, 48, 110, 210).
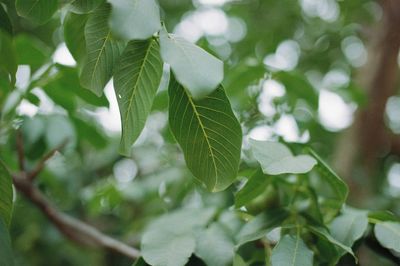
(108, 0, 161, 40)
(307, 148, 348, 216)
(374, 222, 400, 253)
(168, 75, 242, 192)
(132, 257, 149, 266)
(249, 140, 317, 175)
(14, 34, 51, 71)
(113, 39, 163, 155)
(0, 161, 12, 227)
(271, 234, 313, 266)
(236, 209, 289, 247)
(233, 254, 248, 266)
(0, 31, 17, 85)
(141, 208, 215, 266)
(63, 12, 88, 64)
(329, 212, 368, 248)
(80, 3, 124, 96)
(15, 0, 58, 24)
(195, 223, 235, 266)
(0, 4, 13, 35)
(235, 169, 271, 208)
(70, 0, 103, 14)
(160, 27, 223, 99)
(0, 218, 13, 266)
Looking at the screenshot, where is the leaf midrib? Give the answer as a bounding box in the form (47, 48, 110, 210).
(90, 31, 111, 88)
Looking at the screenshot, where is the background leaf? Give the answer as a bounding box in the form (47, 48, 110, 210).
(374, 222, 400, 253)
(0, 218, 13, 266)
(0, 161, 12, 227)
(113, 39, 163, 155)
(15, 0, 58, 24)
(108, 0, 161, 40)
(168, 75, 242, 191)
(80, 3, 124, 96)
(329, 211, 368, 248)
(271, 234, 313, 266)
(70, 0, 103, 14)
(160, 28, 223, 99)
(235, 169, 271, 208)
(63, 12, 88, 64)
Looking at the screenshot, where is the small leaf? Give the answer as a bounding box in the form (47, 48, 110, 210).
(271, 234, 313, 266)
(168, 75, 242, 192)
(108, 0, 161, 40)
(0, 161, 12, 227)
(195, 223, 235, 266)
(113, 39, 163, 155)
(141, 208, 215, 266)
(160, 27, 223, 99)
(63, 12, 88, 64)
(70, 0, 103, 14)
(329, 212, 368, 248)
(15, 0, 58, 24)
(0, 218, 13, 266)
(236, 209, 289, 247)
(235, 169, 271, 208)
(374, 222, 400, 253)
(80, 3, 125, 96)
(250, 140, 317, 175)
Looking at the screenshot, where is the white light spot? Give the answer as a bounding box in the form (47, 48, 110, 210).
(386, 96, 400, 134)
(322, 69, 350, 89)
(264, 40, 300, 71)
(16, 65, 31, 91)
(248, 125, 274, 141)
(196, 0, 230, 6)
(341, 36, 367, 67)
(274, 115, 301, 142)
(388, 163, 400, 189)
(17, 100, 38, 117)
(300, 0, 340, 22)
(225, 17, 247, 43)
(53, 43, 76, 66)
(95, 80, 121, 133)
(113, 159, 138, 183)
(318, 90, 356, 131)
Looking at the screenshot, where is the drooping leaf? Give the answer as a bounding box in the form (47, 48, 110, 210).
(329, 211, 368, 248)
(63, 12, 88, 64)
(271, 234, 313, 266)
(113, 39, 163, 155)
(0, 218, 13, 266)
(0, 30, 16, 85)
(160, 27, 223, 99)
(168, 75, 242, 192)
(195, 223, 235, 266)
(0, 4, 13, 35)
(80, 3, 124, 96)
(236, 208, 289, 247)
(70, 0, 103, 14)
(250, 140, 317, 175)
(235, 169, 271, 208)
(0, 161, 12, 226)
(307, 148, 348, 216)
(374, 222, 400, 253)
(141, 208, 215, 266)
(15, 0, 58, 24)
(108, 0, 161, 40)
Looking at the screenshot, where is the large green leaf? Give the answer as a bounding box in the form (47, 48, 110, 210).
(271, 234, 313, 266)
(80, 3, 124, 96)
(141, 208, 215, 266)
(374, 222, 400, 253)
(63, 12, 88, 64)
(70, 0, 103, 14)
(160, 28, 223, 99)
(195, 223, 235, 266)
(168, 75, 242, 192)
(15, 0, 58, 24)
(0, 161, 12, 227)
(113, 39, 163, 155)
(250, 140, 317, 175)
(108, 0, 161, 40)
(0, 218, 13, 266)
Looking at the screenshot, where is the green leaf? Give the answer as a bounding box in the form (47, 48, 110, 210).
(233, 254, 247, 266)
(141, 208, 215, 266)
(80, 3, 124, 96)
(108, 0, 161, 40)
(15, 0, 58, 24)
(374, 222, 400, 253)
(0, 161, 12, 227)
(14, 34, 51, 71)
(0, 4, 13, 35)
(70, 0, 103, 14)
(235, 169, 271, 208)
(168, 75, 242, 192)
(63, 12, 88, 64)
(113, 39, 163, 155)
(236, 209, 289, 247)
(329, 212, 368, 248)
(307, 148, 348, 216)
(160, 27, 223, 99)
(271, 234, 313, 266)
(0, 30, 17, 85)
(0, 218, 13, 266)
(250, 140, 317, 175)
(195, 223, 235, 266)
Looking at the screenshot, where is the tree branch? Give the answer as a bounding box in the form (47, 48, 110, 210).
(12, 173, 140, 259)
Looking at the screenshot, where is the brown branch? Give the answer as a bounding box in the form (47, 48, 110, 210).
(27, 139, 69, 181)
(16, 130, 25, 171)
(12, 173, 140, 259)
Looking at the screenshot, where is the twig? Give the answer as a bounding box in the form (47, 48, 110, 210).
(16, 130, 25, 171)
(12, 173, 140, 259)
(27, 139, 69, 181)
